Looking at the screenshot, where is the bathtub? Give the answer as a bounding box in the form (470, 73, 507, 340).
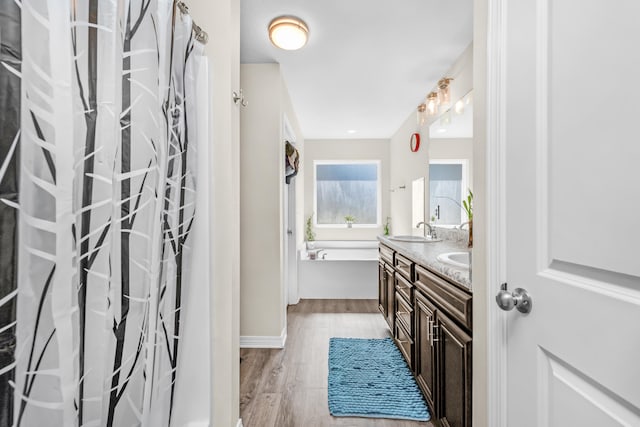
(298, 241, 379, 299)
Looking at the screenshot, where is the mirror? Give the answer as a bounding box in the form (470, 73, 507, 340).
(428, 91, 474, 228)
(429, 90, 473, 139)
(428, 161, 469, 226)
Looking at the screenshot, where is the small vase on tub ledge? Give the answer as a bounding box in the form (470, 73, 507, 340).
(344, 215, 356, 228)
(306, 213, 316, 249)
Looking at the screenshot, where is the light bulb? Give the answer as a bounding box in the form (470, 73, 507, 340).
(426, 92, 439, 116)
(417, 103, 427, 126)
(437, 78, 453, 107)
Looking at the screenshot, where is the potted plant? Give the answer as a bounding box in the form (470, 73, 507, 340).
(305, 214, 316, 248)
(462, 189, 473, 248)
(344, 215, 356, 228)
(383, 217, 391, 236)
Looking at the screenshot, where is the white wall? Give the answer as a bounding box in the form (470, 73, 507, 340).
(389, 113, 430, 236)
(240, 64, 303, 340)
(304, 139, 390, 241)
(240, 64, 283, 338)
(188, 0, 241, 426)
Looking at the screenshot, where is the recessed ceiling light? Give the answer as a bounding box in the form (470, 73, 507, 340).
(347, 130, 357, 134)
(268, 16, 309, 50)
(437, 128, 447, 133)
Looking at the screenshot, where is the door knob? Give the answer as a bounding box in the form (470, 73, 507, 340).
(495, 283, 532, 314)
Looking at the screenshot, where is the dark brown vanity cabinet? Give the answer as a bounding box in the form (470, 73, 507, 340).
(394, 280, 414, 368)
(415, 290, 438, 410)
(415, 264, 472, 427)
(437, 310, 472, 427)
(378, 246, 395, 330)
(393, 253, 414, 369)
(377, 262, 395, 330)
(394, 253, 413, 282)
(385, 266, 395, 329)
(379, 243, 473, 427)
(378, 262, 387, 316)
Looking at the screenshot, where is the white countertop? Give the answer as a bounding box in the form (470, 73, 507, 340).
(378, 235, 472, 291)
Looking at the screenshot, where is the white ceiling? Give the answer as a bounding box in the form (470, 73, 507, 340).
(240, 0, 474, 140)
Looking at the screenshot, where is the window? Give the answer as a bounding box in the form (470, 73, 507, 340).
(314, 161, 381, 226)
(429, 160, 469, 226)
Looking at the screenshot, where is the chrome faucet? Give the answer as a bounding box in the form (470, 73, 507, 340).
(416, 221, 436, 239)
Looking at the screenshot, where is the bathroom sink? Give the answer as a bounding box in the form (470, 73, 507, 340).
(437, 252, 470, 269)
(389, 235, 443, 243)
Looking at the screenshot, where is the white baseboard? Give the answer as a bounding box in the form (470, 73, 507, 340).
(240, 326, 287, 348)
(236, 419, 243, 427)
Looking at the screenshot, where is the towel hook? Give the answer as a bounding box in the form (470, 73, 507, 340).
(232, 89, 247, 107)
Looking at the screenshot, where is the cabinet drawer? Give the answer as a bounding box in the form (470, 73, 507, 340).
(395, 291, 413, 336)
(384, 263, 395, 276)
(394, 253, 414, 281)
(394, 321, 413, 369)
(379, 244, 394, 265)
(415, 265, 472, 332)
(395, 273, 413, 302)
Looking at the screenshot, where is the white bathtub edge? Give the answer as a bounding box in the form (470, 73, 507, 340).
(307, 240, 378, 249)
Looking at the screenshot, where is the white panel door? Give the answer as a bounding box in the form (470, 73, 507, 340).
(500, 0, 640, 426)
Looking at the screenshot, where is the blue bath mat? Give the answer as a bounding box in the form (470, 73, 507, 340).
(328, 337, 430, 421)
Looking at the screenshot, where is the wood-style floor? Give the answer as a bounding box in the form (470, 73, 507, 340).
(240, 299, 434, 427)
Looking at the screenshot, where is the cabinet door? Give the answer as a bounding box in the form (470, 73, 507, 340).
(378, 262, 387, 316)
(414, 291, 438, 413)
(394, 291, 413, 337)
(385, 268, 395, 329)
(394, 320, 413, 369)
(437, 311, 472, 427)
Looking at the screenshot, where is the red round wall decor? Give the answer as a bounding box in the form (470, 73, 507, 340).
(410, 132, 421, 152)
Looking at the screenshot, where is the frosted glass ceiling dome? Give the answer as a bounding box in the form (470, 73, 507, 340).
(268, 16, 309, 50)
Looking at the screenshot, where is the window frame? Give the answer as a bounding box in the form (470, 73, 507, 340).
(313, 160, 382, 228)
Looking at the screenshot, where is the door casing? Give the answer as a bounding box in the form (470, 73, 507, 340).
(485, 0, 517, 425)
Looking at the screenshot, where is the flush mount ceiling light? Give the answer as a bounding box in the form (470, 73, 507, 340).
(268, 16, 309, 50)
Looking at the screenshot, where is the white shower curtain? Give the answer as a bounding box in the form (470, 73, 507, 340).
(11, 1, 206, 426)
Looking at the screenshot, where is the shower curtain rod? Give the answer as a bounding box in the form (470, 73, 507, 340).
(177, 1, 209, 44)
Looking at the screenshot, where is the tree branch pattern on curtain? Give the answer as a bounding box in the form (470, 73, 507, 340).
(0, 1, 205, 426)
(0, 1, 22, 425)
